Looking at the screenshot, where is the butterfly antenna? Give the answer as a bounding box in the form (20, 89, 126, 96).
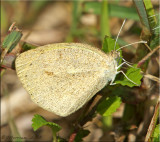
(114, 19, 126, 51)
(116, 41, 147, 51)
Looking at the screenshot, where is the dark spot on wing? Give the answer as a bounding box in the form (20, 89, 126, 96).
(40, 49, 44, 54)
(58, 51, 62, 59)
(45, 71, 54, 76)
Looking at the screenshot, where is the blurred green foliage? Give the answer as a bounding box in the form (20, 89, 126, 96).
(97, 96, 122, 116)
(84, 2, 139, 21)
(32, 114, 61, 142)
(152, 124, 160, 142)
(74, 130, 90, 142)
(1, 5, 8, 34)
(2, 31, 22, 53)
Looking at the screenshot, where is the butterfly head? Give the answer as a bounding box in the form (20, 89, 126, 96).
(110, 50, 121, 60)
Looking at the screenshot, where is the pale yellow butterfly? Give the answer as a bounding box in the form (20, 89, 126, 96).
(15, 20, 146, 117)
(15, 43, 119, 117)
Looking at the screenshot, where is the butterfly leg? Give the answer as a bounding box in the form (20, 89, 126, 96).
(110, 75, 117, 85)
(110, 78, 116, 85)
(122, 58, 134, 66)
(110, 70, 139, 86)
(109, 63, 126, 85)
(118, 57, 133, 65)
(117, 60, 137, 70)
(119, 57, 138, 68)
(116, 71, 139, 86)
(116, 62, 131, 70)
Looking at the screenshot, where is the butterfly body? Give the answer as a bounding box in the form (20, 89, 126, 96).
(16, 43, 119, 117)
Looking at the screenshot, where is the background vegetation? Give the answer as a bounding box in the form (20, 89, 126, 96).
(1, 0, 159, 142)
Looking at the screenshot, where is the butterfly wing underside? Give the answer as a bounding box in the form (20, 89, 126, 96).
(16, 43, 112, 116)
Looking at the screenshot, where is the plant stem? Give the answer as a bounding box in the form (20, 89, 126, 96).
(145, 101, 159, 142)
(100, 0, 110, 40)
(52, 132, 57, 142)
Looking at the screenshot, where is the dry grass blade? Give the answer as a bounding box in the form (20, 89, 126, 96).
(144, 74, 160, 84)
(145, 101, 159, 142)
(138, 46, 160, 67)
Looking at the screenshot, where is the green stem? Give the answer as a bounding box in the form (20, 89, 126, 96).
(100, 0, 110, 40)
(52, 132, 57, 142)
(1, 69, 6, 77)
(66, 1, 82, 42)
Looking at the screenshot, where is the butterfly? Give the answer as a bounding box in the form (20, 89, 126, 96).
(15, 20, 146, 117)
(15, 43, 119, 116)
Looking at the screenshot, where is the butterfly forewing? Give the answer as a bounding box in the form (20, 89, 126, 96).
(16, 43, 116, 116)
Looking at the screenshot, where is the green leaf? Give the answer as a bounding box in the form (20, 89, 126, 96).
(133, 0, 157, 68)
(115, 64, 143, 87)
(143, 0, 157, 28)
(97, 96, 122, 116)
(83, 2, 139, 21)
(1, 25, 22, 64)
(150, 13, 160, 48)
(2, 30, 22, 53)
(74, 130, 90, 142)
(84, 1, 101, 15)
(102, 36, 122, 64)
(133, 0, 151, 33)
(102, 36, 120, 53)
(108, 4, 139, 21)
(22, 42, 37, 51)
(102, 37, 142, 87)
(32, 114, 61, 134)
(133, 0, 159, 49)
(152, 124, 160, 142)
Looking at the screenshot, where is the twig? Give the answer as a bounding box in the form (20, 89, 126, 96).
(1, 54, 16, 70)
(144, 43, 152, 52)
(79, 94, 103, 126)
(68, 93, 104, 142)
(137, 46, 160, 67)
(8, 22, 16, 33)
(69, 132, 77, 142)
(145, 101, 160, 142)
(144, 74, 160, 84)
